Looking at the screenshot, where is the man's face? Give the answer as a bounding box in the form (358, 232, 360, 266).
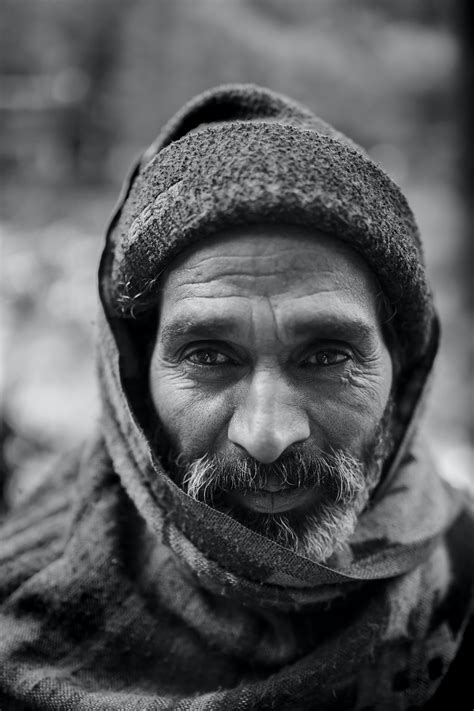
(149, 225, 393, 560)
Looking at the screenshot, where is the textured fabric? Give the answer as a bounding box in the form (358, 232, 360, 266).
(1, 84, 473, 710)
(0, 406, 472, 710)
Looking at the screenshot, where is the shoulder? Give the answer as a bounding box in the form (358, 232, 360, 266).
(0, 449, 81, 603)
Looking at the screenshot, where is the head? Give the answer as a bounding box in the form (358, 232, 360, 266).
(148, 223, 395, 561)
(102, 84, 437, 566)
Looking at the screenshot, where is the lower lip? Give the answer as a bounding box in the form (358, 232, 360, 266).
(227, 487, 317, 514)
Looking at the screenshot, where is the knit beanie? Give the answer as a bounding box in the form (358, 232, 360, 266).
(105, 83, 436, 368)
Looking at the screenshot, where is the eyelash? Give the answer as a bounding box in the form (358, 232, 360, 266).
(302, 350, 351, 367)
(186, 349, 237, 367)
(183, 345, 352, 368)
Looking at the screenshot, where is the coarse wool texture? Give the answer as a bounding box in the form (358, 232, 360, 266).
(0, 84, 473, 711)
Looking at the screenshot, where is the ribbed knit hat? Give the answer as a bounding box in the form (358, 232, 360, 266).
(105, 83, 436, 368)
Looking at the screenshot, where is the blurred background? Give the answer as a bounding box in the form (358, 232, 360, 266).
(1, 0, 472, 508)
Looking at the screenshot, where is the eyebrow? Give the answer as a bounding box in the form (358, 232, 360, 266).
(160, 317, 242, 343)
(159, 313, 377, 345)
(291, 317, 376, 343)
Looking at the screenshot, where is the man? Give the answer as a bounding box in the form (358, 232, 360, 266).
(0, 84, 472, 710)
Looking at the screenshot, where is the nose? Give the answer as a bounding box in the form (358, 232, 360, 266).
(227, 369, 310, 463)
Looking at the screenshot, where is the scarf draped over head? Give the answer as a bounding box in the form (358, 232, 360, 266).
(0, 84, 473, 711)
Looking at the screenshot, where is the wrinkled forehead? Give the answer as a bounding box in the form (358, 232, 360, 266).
(158, 223, 384, 315)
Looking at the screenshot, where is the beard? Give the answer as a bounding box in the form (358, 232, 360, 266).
(167, 400, 394, 563)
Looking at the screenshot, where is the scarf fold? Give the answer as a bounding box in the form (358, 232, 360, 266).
(97, 310, 462, 607)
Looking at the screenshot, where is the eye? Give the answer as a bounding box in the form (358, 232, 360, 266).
(304, 349, 350, 367)
(186, 349, 232, 366)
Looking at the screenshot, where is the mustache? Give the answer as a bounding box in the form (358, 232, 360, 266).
(172, 447, 368, 508)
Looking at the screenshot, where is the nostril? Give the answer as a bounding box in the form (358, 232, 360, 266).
(228, 417, 311, 464)
(227, 377, 310, 463)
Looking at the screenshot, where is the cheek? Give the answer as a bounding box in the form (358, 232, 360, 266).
(308, 349, 393, 451)
(149, 363, 233, 457)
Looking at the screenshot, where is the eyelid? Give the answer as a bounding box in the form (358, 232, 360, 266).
(181, 341, 244, 364)
(297, 340, 354, 361)
(187, 350, 230, 366)
(306, 351, 350, 365)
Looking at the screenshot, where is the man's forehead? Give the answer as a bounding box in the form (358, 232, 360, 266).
(160, 223, 380, 298)
(156, 224, 386, 344)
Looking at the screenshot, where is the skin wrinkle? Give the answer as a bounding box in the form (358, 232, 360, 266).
(159, 304, 380, 357)
(149, 224, 394, 560)
(173, 276, 369, 300)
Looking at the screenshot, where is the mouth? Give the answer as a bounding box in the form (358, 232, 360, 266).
(226, 485, 318, 514)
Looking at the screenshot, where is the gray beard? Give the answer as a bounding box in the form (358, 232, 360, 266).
(169, 400, 394, 563)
